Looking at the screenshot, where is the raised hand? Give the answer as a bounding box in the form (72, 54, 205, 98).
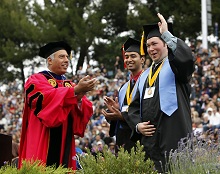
(157, 13, 168, 34)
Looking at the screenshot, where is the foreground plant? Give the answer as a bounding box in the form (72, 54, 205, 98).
(76, 141, 157, 174)
(168, 132, 220, 174)
(0, 160, 74, 174)
(1, 133, 220, 174)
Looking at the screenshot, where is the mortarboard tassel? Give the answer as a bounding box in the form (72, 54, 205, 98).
(121, 45, 127, 68)
(70, 50, 73, 60)
(140, 31, 145, 56)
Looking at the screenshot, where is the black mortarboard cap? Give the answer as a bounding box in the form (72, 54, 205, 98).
(123, 38, 141, 54)
(143, 23, 174, 40)
(39, 41, 71, 59)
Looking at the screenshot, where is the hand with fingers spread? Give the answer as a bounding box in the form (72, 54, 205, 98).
(102, 96, 123, 120)
(74, 75, 97, 95)
(103, 96, 120, 112)
(137, 121, 156, 136)
(102, 106, 123, 121)
(157, 13, 168, 35)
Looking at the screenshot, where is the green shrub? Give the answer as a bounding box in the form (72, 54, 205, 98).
(1, 135, 219, 174)
(0, 160, 74, 174)
(76, 141, 157, 174)
(0, 142, 156, 174)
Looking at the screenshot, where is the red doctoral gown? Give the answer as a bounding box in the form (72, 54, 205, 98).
(18, 72, 93, 170)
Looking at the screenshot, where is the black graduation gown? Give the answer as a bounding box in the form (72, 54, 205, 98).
(113, 112, 136, 153)
(124, 38, 195, 172)
(109, 81, 137, 153)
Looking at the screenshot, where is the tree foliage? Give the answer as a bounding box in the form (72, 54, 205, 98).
(0, 0, 40, 85)
(0, 0, 220, 84)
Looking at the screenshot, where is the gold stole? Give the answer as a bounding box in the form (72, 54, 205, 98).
(147, 60, 165, 94)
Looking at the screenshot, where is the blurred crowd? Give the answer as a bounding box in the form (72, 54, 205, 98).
(0, 40, 219, 160)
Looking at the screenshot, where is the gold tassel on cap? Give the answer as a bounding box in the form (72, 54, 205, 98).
(140, 31, 145, 56)
(69, 50, 73, 60)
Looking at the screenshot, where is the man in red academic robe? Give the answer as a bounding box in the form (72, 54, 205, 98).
(19, 41, 97, 170)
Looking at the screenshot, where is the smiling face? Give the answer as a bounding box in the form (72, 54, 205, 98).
(47, 49, 69, 75)
(146, 37, 168, 63)
(124, 52, 145, 75)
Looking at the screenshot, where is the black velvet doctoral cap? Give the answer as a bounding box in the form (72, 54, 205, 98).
(143, 23, 173, 40)
(123, 38, 141, 54)
(39, 41, 71, 59)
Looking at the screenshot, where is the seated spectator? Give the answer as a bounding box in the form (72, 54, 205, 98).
(209, 107, 220, 130)
(193, 117, 203, 135)
(75, 139, 84, 156)
(202, 107, 220, 132)
(108, 142, 116, 155)
(201, 113, 210, 132)
(91, 134, 105, 147)
(81, 137, 92, 153)
(91, 141, 104, 159)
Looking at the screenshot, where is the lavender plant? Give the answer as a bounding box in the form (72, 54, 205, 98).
(168, 131, 220, 174)
(1, 132, 219, 173)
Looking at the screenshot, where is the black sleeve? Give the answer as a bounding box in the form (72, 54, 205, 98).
(169, 38, 195, 83)
(109, 120, 117, 137)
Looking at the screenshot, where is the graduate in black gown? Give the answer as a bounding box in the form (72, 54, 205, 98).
(102, 38, 146, 153)
(124, 13, 195, 173)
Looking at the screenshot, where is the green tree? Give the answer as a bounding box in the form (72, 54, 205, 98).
(146, 0, 220, 40)
(1, 0, 220, 84)
(210, 0, 220, 38)
(91, 0, 130, 71)
(32, 0, 106, 74)
(0, 0, 40, 86)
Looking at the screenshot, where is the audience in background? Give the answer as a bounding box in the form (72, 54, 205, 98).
(0, 41, 219, 160)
